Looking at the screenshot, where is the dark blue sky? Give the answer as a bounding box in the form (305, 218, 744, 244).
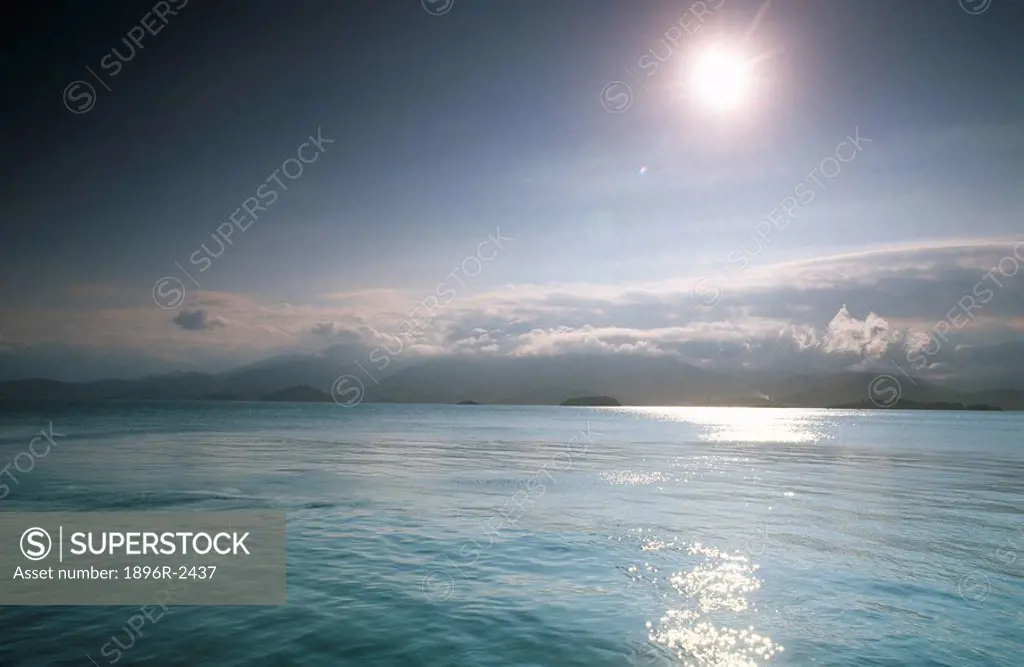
(1, 0, 1023, 380)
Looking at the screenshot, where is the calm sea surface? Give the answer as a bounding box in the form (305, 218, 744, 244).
(0, 402, 1021, 666)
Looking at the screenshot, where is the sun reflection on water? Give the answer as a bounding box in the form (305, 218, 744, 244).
(633, 537, 783, 666)
(627, 407, 827, 444)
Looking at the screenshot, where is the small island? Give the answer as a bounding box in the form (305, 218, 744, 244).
(456, 400, 481, 405)
(560, 395, 621, 407)
(260, 385, 333, 402)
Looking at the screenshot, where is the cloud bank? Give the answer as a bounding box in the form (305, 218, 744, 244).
(1, 238, 1022, 384)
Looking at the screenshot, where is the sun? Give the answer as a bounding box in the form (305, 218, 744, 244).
(689, 45, 754, 113)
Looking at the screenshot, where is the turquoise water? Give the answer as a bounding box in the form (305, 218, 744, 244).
(0, 402, 1021, 666)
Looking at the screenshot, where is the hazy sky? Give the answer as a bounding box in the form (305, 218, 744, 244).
(1, 0, 1023, 382)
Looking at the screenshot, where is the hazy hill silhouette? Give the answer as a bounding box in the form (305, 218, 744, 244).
(1, 352, 1023, 409)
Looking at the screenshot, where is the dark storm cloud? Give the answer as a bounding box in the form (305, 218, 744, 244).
(172, 309, 226, 331)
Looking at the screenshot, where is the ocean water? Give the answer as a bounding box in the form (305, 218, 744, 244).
(0, 402, 1021, 666)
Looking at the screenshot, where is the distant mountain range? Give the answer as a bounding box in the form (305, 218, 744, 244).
(1, 351, 1023, 409)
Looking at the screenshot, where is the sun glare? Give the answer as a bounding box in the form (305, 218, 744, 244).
(690, 45, 754, 113)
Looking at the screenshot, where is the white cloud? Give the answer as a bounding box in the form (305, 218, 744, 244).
(819, 305, 891, 359)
